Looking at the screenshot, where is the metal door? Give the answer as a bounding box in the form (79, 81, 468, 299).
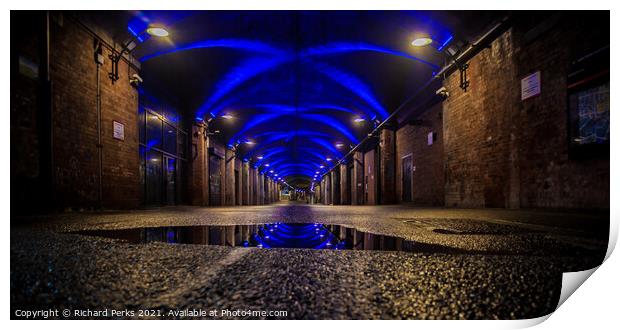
(164, 156, 176, 205)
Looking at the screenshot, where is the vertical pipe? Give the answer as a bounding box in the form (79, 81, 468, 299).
(96, 59, 103, 208)
(37, 11, 53, 211)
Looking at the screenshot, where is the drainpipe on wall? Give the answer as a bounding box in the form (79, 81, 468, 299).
(37, 11, 53, 211)
(94, 39, 104, 209)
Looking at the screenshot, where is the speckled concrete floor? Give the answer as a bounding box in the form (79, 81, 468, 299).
(10, 202, 609, 319)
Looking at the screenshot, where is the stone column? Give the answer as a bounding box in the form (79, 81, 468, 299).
(379, 129, 396, 204)
(258, 173, 264, 205)
(242, 161, 250, 205)
(320, 177, 325, 204)
(314, 183, 320, 204)
(224, 148, 236, 206)
(268, 178, 272, 203)
(189, 123, 209, 206)
(269, 180, 273, 203)
(331, 170, 340, 205)
(364, 149, 377, 205)
(235, 158, 242, 206)
(250, 167, 258, 205)
(324, 174, 332, 205)
(340, 163, 350, 205)
(266, 178, 271, 204)
(352, 151, 364, 205)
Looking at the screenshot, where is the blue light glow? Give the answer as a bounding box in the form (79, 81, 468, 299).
(140, 39, 287, 62)
(197, 56, 287, 119)
(302, 41, 439, 69)
(437, 35, 454, 51)
(131, 11, 456, 184)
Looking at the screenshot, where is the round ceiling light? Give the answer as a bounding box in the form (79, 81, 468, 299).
(146, 27, 169, 37)
(411, 37, 433, 47)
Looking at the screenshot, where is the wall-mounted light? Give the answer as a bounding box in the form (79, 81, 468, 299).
(257, 156, 263, 160)
(326, 157, 332, 161)
(412, 33, 469, 91)
(221, 113, 234, 120)
(354, 117, 366, 123)
(109, 25, 170, 83)
(335, 143, 344, 148)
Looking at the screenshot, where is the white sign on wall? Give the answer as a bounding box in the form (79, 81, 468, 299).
(521, 71, 541, 100)
(113, 121, 125, 141)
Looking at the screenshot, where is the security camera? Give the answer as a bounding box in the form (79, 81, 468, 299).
(129, 73, 143, 87)
(435, 86, 449, 99)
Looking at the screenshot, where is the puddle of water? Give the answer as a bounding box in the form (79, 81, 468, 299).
(73, 223, 454, 253)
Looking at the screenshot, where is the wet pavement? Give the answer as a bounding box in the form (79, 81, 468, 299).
(10, 202, 609, 319)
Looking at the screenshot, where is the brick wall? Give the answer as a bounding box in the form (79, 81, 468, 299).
(51, 15, 140, 209)
(395, 102, 445, 206)
(11, 12, 141, 211)
(443, 12, 609, 209)
(443, 30, 517, 208)
(513, 13, 609, 209)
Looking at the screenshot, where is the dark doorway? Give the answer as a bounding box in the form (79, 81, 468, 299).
(402, 154, 413, 202)
(164, 156, 176, 205)
(145, 151, 163, 205)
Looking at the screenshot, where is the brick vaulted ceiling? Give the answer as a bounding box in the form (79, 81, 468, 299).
(81, 10, 504, 188)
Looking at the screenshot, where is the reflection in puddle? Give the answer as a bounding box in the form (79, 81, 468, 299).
(74, 223, 429, 252)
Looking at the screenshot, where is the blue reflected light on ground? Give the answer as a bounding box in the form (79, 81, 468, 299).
(74, 223, 454, 253)
(250, 223, 343, 250)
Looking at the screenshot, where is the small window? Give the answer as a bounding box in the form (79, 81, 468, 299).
(567, 45, 609, 159)
(569, 81, 609, 146)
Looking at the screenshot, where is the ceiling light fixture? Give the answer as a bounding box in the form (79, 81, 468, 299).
(146, 27, 169, 37)
(411, 37, 433, 47)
